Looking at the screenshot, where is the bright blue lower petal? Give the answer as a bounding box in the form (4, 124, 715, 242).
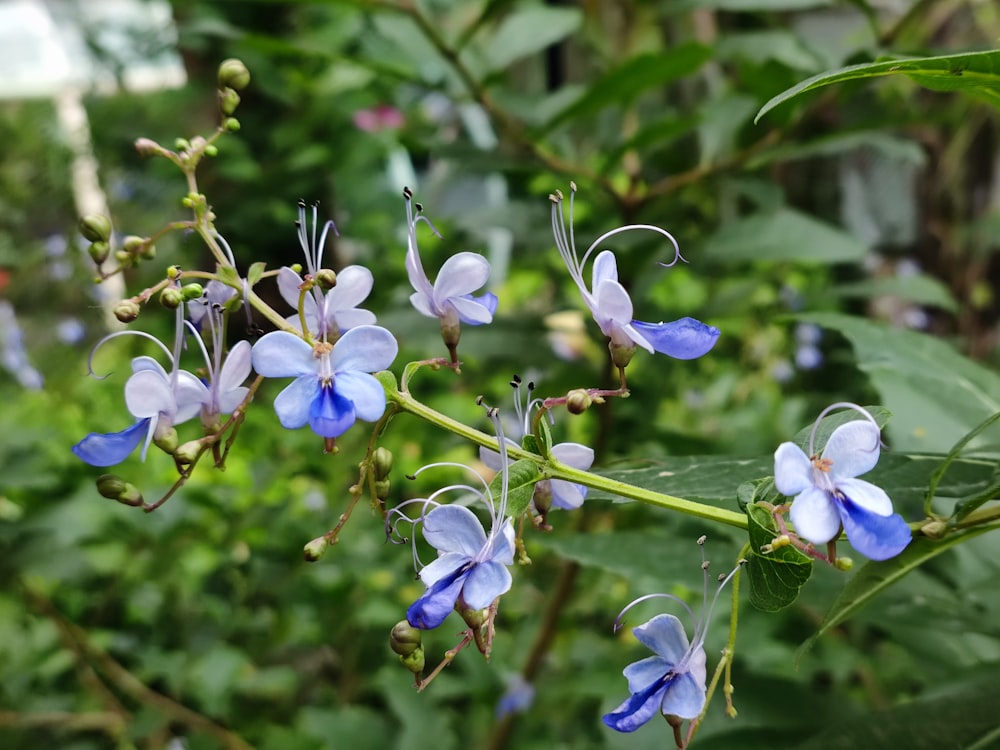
(407, 564, 471, 630)
(602, 673, 673, 733)
(72, 419, 151, 467)
(308, 385, 356, 438)
(837, 494, 911, 561)
(631, 317, 720, 360)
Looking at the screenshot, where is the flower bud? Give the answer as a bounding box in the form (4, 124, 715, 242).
(372, 447, 393, 481)
(218, 58, 251, 90)
(315, 268, 337, 290)
(116, 482, 144, 507)
(609, 341, 636, 370)
(79, 214, 112, 243)
(565, 389, 592, 415)
(303, 536, 328, 562)
(174, 440, 202, 465)
(181, 283, 204, 301)
(160, 287, 183, 309)
(834, 556, 854, 572)
(96, 474, 128, 500)
(123, 235, 145, 253)
(113, 300, 141, 323)
(223, 117, 241, 132)
(153, 427, 178, 454)
(219, 86, 241, 116)
(174, 138, 191, 152)
(390, 621, 422, 657)
(88, 241, 110, 265)
(399, 648, 425, 675)
(134, 137, 164, 157)
(921, 519, 947, 539)
(167, 265, 182, 280)
(204, 144, 218, 157)
(374, 479, 391, 500)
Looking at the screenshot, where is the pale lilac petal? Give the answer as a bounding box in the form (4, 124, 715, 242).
(594, 278, 633, 325)
(490, 520, 516, 566)
(623, 655, 672, 694)
(325, 265, 374, 309)
(422, 504, 488, 557)
(433, 252, 491, 301)
(837, 497, 911, 561)
(552, 442, 594, 471)
(633, 614, 690, 665)
(789, 487, 841, 545)
(462, 560, 512, 610)
(621, 322, 655, 353)
(419, 552, 470, 587)
(549, 479, 586, 510)
(131, 356, 167, 376)
(332, 308, 377, 330)
(72, 419, 151, 467)
(217, 387, 249, 415)
(272, 375, 319, 429)
(449, 295, 494, 325)
(173, 371, 210, 423)
(774, 442, 813, 496)
(837, 478, 892, 516)
(659, 670, 707, 720)
(333, 371, 386, 422)
(332, 325, 398, 374)
(592, 250, 619, 286)
(823, 420, 881, 479)
(124, 370, 174, 418)
(630, 318, 720, 360)
(409, 291, 436, 318)
(251, 331, 315, 378)
(277, 267, 306, 309)
(405, 245, 434, 299)
(218, 340, 252, 392)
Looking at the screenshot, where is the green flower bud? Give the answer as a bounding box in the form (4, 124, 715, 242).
(88, 241, 110, 265)
(96, 474, 128, 500)
(390, 621, 422, 657)
(167, 265, 182, 280)
(374, 479, 391, 500)
(399, 648, 425, 675)
(609, 340, 636, 370)
(315, 268, 337, 290)
(114, 250, 131, 263)
(113, 300, 141, 323)
(153, 427, 178, 454)
(921, 519, 947, 539)
(174, 138, 191, 152)
(123, 235, 144, 253)
(160, 287, 183, 309)
(834, 556, 854, 572)
(181, 283, 204, 301)
(565, 389, 592, 415)
(223, 117, 241, 132)
(174, 440, 202, 465)
(116, 482, 144, 507)
(79, 214, 112, 243)
(372, 447, 393, 481)
(204, 144, 218, 157)
(219, 86, 241, 116)
(218, 58, 251, 90)
(303, 536, 328, 562)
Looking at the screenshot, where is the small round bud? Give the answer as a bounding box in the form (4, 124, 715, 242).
(565, 389, 592, 415)
(289, 263, 303, 274)
(134, 137, 163, 157)
(204, 144, 218, 157)
(114, 250, 130, 262)
(219, 86, 241, 116)
(303, 536, 328, 562)
(113, 300, 141, 323)
(167, 265, 182, 280)
(88, 241, 110, 265)
(153, 427, 179, 454)
(399, 648, 425, 675)
(174, 440, 202, 465)
(218, 58, 251, 90)
(372, 447, 393, 481)
(609, 341, 636, 370)
(116, 482, 144, 507)
(123, 235, 144, 252)
(223, 117, 241, 132)
(160, 287, 183, 309)
(96, 474, 128, 500)
(174, 138, 191, 152)
(79, 214, 112, 243)
(921, 519, 946, 539)
(315, 268, 337, 290)
(834, 556, 854, 572)
(374, 479, 391, 500)
(181, 283, 204, 301)
(140, 243, 156, 260)
(390, 621, 422, 657)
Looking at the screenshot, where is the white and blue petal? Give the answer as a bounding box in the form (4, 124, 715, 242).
(450, 293, 496, 325)
(623, 655, 674, 694)
(602, 674, 672, 733)
(419, 551, 471, 587)
(773, 442, 813, 496)
(837, 491, 911, 561)
(308, 385, 356, 437)
(331, 325, 398, 374)
(251, 331, 315, 378)
(789, 486, 841, 545)
(272, 376, 319, 429)
(823, 420, 881, 480)
(594, 278, 634, 328)
(72, 419, 151, 467)
(591, 250, 620, 286)
(658, 670, 707, 720)
(422, 505, 488, 558)
(549, 442, 594, 510)
(630, 318, 720, 360)
(462, 560, 513, 610)
(433, 252, 491, 302)
(124, 369, 176, 419)
(633, 614, 690, 665)
(174, 371, 210, 424)
(215, 340, 252, 414)
(334, 371, 386, 422)
(407, 570, 468, 630)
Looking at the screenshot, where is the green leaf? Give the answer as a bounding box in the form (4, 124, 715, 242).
(756, 50, 1000, 122)
(745, 503, 813, 612)
(800, 521, 1000, 656)
(736, 477, 778, 512)
(832, 274, 958, 313)
(699, 208, 867, 264)
(798, 312, 1000, 452)
(544, 44, 711, 130)
(697, 93, 758, 165)
(489, 458, 540, 518)
(247, 261, 266, 287)
(485, 5, 582, 73)
(927, 410, 1000, 520)
(675, 0, 833, 9)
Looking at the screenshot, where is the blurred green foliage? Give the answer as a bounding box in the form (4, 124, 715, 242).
(4, 1, 1000, 749)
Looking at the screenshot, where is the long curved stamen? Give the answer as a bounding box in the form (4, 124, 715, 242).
(807, 402, 882, 457)
(690, 554, 745, 655)
(581, 224, 685, 272)
(183, 318, 216, 383)
(611, 592, 698, 635)
(87, 329, 175, 379)
(481, 400, 510, 524)
(315, 217, 338, 271)
(550, 190, 587, 296)
(409, 460, 493, 498)
(214, 231, 238, 267)
(295, 201, 315, 277)
(168, 305, 186, 388)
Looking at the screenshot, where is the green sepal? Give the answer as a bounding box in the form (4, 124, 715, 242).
(247, 261, 266, 288)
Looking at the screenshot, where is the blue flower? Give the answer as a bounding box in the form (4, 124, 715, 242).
(549, 185, 719, 369)
(250, 325, 397, 439)
(496, 675, 535, 719)
(774, 404, 911, 561)
(278, 202, 376, 339)
(403, 187, 497, 361)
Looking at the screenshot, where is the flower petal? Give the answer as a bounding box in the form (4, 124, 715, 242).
(630, 318, 720, 360)
(419, 551, 470, 587)
(124, 369, 174, 419)
(602, 675, 672, 733)
(594, 278, 633, 325)
(633, 614, 690, 666)
(325, 265, 374, 310)
(774, 442, 813, 496)
(72, 419, 150, 467)
(331, 325, 398, 374)
(823, 420, 881, 479)
(272, 376, 319, 429)
(251, 331, 315, 378)
(592, 250, 619, 286)
(837, 491, 911, 561)
(333, 371, 386, 422)
(277, 267, 306, 310)
(131, 356, 167, 376)
(309, 384, 356, 437)
(462, 560, 512, 610)
(332, 308, 378, 331)
(549, 479, 587, 510)
(409, 291, 436, 319)
(623, 655, 672, 694)
(433, 252, 491, 301)
(218, 340, 252, 392)
(837, 478, 892, 516)
(552, 442, 594, 471)
(659, 670, 707, 720)
(789, 487, 841, 545)
(173, 371, 210, 424)
(449, 294, 495, 325)
(407, 568, 468, 630)
(422, 504, 488, 557)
